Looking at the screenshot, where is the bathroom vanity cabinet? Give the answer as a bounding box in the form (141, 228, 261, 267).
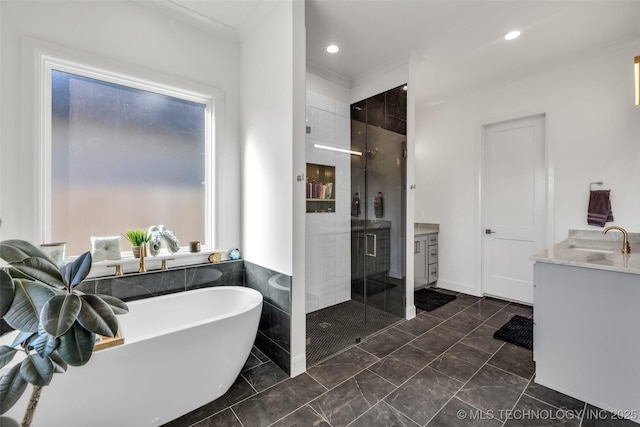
(415, 229, 438, 288)
(351, 226, 390, 279)
(532, 231, 640, 422)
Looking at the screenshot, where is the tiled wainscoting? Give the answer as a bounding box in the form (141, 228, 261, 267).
(244, 261, 292, 373)
(77, 259, 292, 374)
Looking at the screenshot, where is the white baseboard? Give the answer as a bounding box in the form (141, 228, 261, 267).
(290, 353, 306, 377)
(405, 305, 416, 320)
(435, 279, 482, 297)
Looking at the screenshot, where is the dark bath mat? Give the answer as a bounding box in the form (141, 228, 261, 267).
(352, 279, 396, 296)
(493, 315, 533, 350)
(414, 289, 457, 312)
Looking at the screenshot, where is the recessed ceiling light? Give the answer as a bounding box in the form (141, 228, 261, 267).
(504, 30, 521, 41)
(326, 45, 339, 54)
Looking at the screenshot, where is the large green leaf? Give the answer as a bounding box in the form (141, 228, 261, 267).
(96, 294, 129, 315)
(0, 270, 15, 316)
(58, 322, 94, 367)
(9, 257, 64, 289)
(0, 347, 17, 370)
(62, 252, 92, 288)
(29, 324, 58, 358)
(19, 354, 53, 386)
(41, 294, 81, 338)
(0, 240, 49, 264)
(48, 351, 67, 374)
(77, 294, 118, 337)
(3, 280, 56, 332)
(0, 364, 27, 415)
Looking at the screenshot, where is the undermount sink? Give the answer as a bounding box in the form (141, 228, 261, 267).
(569, 246, 614, 254)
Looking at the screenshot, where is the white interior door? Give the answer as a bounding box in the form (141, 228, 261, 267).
(483, 115, 545, 304)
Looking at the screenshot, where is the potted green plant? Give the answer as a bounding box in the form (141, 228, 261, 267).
(0, 240, 128, 426)
(124, 228, 150, 258)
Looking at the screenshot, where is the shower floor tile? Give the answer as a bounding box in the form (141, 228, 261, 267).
(306, 299, 402, 367)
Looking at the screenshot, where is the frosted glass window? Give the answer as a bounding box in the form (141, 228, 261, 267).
(51, 69, 207, 256)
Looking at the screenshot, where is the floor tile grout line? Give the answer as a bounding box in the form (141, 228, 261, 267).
(523, 391, 586, 420)
(186, 295, 532, 426)
(503, 374, 535, 426)
(240, 372, 259, 395)
(297, 297, 514, 425)
(344, 393, 424, 427)
(417, 295, 536, 424)
(326, 299, 486, 427)
(205, 368, 323, 423)
(307, 315, 404, 369)
(306, 403, 333, 426)
(578, 401, 588, 427)
(231, 407, 246, 427)
(351, 297, 509, 427)
(264, 376, 338, 427)
(421, 328, 509, 425)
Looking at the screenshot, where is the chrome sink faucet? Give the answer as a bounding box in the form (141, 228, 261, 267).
(603, 225, 631, 254)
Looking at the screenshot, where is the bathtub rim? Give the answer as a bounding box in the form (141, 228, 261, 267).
(0, 285, 263, 361)
(116, 285, 263, 346)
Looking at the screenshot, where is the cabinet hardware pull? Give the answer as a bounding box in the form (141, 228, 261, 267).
(366, 233, 377, 257)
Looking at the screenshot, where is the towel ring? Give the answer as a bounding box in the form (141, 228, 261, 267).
(589, 181, 603, 191)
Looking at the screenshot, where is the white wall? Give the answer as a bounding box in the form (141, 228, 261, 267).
(240, 0, 306, 376)
(240, 1, 296, 275)
(0, 1, 241, 250)
(305, 87, 351, 313)
(415, 40, 640, 297)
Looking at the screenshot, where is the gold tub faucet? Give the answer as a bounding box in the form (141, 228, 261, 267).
(603, 225, 631, 254)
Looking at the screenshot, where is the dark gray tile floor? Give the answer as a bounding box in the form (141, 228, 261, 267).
(164, 290, 637, 427)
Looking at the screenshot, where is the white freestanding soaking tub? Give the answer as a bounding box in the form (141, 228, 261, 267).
(1, 286, 263, 426)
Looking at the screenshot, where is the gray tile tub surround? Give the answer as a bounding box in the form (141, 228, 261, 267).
(81, 260, 244, 302)
(244, 261, 293, 375)
(81, 259, 293, 375)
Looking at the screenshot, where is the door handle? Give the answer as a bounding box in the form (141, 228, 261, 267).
(485, 229, 496, 234)
(366, 233, 377, 257)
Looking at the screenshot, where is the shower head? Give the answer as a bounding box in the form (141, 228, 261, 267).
(366, 148, 379, 159)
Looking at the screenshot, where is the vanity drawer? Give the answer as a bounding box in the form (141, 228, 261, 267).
(428, 245, 438, 264)
(428, 234, 438, 245)
(428, 263, 438, 283)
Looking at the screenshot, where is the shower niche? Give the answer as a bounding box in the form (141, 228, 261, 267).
(306, 163, 335, 213)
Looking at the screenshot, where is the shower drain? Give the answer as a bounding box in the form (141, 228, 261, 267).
(318, 322, 332, 329)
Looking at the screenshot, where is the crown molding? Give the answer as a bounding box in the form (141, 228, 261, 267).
(306, 60, 351, 88)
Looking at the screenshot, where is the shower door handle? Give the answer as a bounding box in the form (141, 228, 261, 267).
(365, 233, 377, 257)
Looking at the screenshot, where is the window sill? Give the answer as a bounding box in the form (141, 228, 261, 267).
(83, 248, 224, 279)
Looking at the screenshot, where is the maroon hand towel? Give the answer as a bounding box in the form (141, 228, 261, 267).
(587, 190, 614, 227)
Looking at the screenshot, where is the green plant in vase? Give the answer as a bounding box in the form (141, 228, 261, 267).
(0, 240, 128, 426)
(124, 229, 150, 258)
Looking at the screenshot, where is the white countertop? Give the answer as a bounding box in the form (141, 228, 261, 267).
(531, 230, 640, 275)
(415, 222, 438, 236)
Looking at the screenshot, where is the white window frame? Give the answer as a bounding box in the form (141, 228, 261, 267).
(36, 51, 218, 277)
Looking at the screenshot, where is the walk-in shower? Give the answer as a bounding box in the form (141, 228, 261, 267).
(306, 85, 407, 366)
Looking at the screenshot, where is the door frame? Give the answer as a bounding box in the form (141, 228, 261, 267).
(477, 112, 554, 302)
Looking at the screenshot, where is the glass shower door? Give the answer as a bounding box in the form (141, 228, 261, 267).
(350, 84, 407, 339)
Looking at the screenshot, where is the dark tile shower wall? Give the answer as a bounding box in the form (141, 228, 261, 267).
(351, 84, 407, 135)
(77, 259, 292, 374)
